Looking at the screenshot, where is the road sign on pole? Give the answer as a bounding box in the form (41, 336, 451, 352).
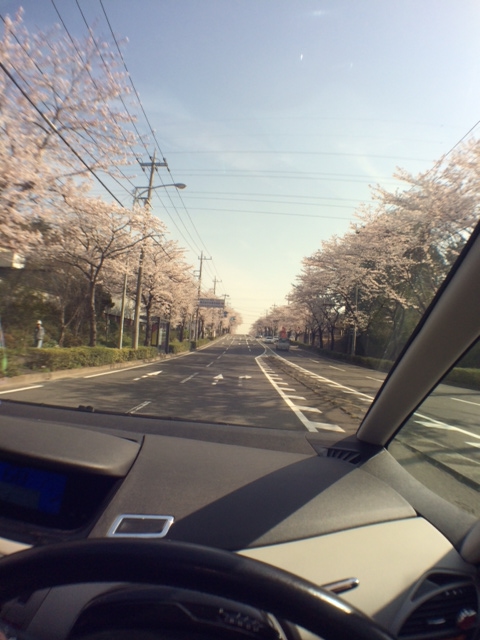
(199, 298, 225, 308)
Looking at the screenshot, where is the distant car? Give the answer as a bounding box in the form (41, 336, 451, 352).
(275, 337, 290, 351)
(272, 336, 279, 342)
(263, 336, 274, 343)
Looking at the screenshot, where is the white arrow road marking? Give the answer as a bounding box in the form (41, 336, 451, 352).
(147, 370, 163, 376)
(239, 375, 252, 379)
(212, 374, 224, 385)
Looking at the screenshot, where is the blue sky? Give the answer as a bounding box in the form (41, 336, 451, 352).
(3, 0, 480, 331)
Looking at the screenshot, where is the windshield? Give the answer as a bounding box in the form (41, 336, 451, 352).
(0, 3, 479, 439)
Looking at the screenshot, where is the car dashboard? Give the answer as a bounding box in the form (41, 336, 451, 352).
(0, 399, 478, 640)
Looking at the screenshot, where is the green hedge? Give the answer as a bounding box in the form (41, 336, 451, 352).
(169, 341, 191, 354)
(188, 338, 215, 351)
(26, 346, 160, 372)
(445, 367, 480, 390)
(294, 342, 393, 372)
(294, 343, 480, 389)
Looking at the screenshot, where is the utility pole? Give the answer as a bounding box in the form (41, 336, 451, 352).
(195, 251, 212, 340)
(132, 151, 167, 349)
(213, 276, 222, 295)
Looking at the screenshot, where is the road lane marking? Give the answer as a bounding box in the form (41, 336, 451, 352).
(296, 406, 322, 413)
(128, 401, 151, 413)
(451, 397, 480, 407)
(212, 374, 224, 385)
(366, 376, 383, 382)
(256, 356, 343, 433)
(329, 365, 346, 371)
(181, 372, 199, 384)
(272, 353, 374, 401)
(84, 362, 159, 378)
(147, 371, 162, 376)
(414, 411, 480, 441)
(285, 395, 306, 400)
(0, 385, 44, 395)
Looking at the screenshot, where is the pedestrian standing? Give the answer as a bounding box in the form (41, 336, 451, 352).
(34, 320, 45, 348)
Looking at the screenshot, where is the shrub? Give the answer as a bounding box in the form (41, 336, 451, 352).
(445, 367, 480, 390)
(169, 341, 190, 354)
(25, 346, 160, 372)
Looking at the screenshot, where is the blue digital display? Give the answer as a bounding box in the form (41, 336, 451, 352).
(0, 461, 67, 515)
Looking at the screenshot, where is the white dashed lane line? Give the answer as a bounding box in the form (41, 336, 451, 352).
(256, 356, 343, 433)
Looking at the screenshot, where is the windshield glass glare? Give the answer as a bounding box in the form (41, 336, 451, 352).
(0, 1, 479, 440)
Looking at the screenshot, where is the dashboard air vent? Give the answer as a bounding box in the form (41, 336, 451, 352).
(326, 448, 361, 464)
(399, 584, 478, 638)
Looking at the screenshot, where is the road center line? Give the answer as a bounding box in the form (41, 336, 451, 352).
(181, 372, 199, 384)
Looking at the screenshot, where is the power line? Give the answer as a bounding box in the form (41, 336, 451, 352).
(182, 194, 368, 207)
(51, 0, 144, 181)
(183, 207, 353, 220)
(98, 1, 218, 263)
(72, 0, 150, 159)
(425, 119, 480, 177)
(98, 0, 164, 158)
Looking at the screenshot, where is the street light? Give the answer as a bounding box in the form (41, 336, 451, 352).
(118, 181, 187, 349)
(134, 183, 186, 199)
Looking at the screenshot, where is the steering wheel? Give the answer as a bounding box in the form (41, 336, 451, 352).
(0, 539, 394, 640)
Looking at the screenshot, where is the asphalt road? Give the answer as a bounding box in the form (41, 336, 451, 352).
(1, 337, 479, 459)
(0, 336, 376, 434)
(0, 335, 478, 513)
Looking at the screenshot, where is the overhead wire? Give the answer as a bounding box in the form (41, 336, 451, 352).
(71, 0, 150, 159)
(98, 0, 226, 294)
(49, 2, 139, 197)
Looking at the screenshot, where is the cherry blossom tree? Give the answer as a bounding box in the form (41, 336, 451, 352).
(137, 238, 195, 346)
(44, 194, 165, 347)
(0, 10, 138, 254)
(278, 139, 480, 357)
